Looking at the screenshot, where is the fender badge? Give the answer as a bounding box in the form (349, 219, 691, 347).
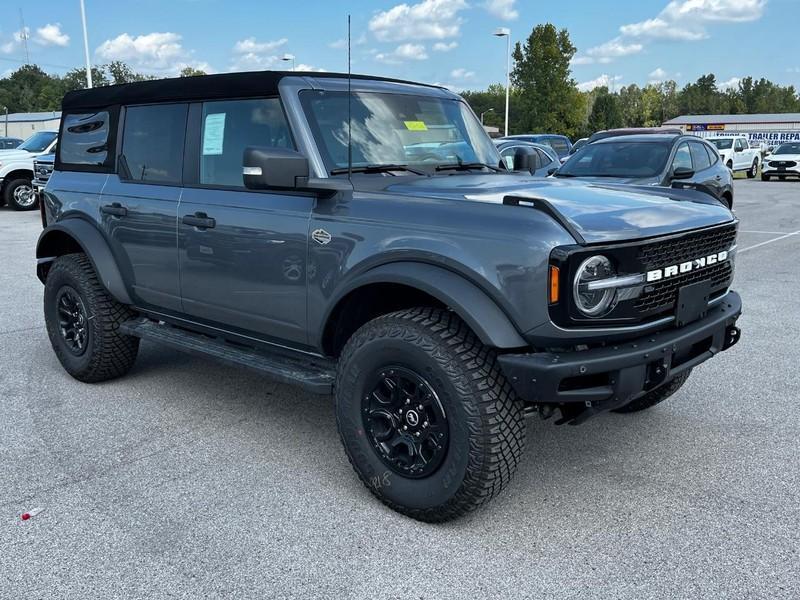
(311, 228, 332, 245)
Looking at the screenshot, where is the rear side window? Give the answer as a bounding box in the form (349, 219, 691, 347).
(59, 112, 110, 166)
(199, 98, 294, 187)
(703, 143, 719, 165)
(689, 142, 711, 171)
(546, 136, 570, 156)
(120, 104, 188, 184)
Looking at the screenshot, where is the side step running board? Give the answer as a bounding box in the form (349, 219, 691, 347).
(120, 318, 336, 394)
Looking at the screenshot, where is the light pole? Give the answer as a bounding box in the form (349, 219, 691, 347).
(79, 0, 93, 88)
(480, 108, 495, 125)
(281, 53, 296, 71)
(493, 27, 511, 137)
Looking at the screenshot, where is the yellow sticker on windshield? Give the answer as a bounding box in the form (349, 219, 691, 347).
(404, 120, 428, 131)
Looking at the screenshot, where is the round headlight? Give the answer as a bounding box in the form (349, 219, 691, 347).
(573, 255, 617, 317)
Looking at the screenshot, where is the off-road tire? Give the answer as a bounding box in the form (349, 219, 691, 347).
(4, 177, 37, 211)
(335, 307, 526, 522)
(612, 370, 691, 414)
(44, 253, 139, 382)
(747, 159, 758, 179)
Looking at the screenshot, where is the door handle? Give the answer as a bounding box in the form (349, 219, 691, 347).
(182, 212, 216, 229)
(100, 202, 127, 217)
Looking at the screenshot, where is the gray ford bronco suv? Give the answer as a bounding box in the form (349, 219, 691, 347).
(37, 72, 742, 521)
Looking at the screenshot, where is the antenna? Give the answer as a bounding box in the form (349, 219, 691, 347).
(19, 9, 30, 64)
(347, 14, 352, 180)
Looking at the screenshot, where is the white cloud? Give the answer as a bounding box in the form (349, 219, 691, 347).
(34, 23, 69, 47)
(375, 43, 428, 64)
(621, 0, 767, 40)
(433, 41, 458, 52)
(576, 37, 643, 64)
(328, 33, 367, 50)
(295, 63, 326, 72)
(648, 67, 669, 83)
(718, 76, 741, 90)
(577, 73, 623, 92)
(1, 28, 29, 54)
(484, 0, 518, 20)
(96, 32, 188, 71)
(230, 37, 289, 71)
(450, 67, 475, 79)
(233, 37, 287, 54)
(369, 0, 468, 42)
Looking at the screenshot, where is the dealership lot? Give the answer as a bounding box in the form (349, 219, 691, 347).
(1, 181, 798, 599)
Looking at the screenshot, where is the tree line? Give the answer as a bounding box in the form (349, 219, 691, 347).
(0, 62, 206, 114)
(463, 23, 800, 140)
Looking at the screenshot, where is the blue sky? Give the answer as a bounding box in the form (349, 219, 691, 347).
(1, 0, 797, 92)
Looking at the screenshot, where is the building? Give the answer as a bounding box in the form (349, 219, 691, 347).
(1, 111, 62, 140)
(663, 113, 800, 148)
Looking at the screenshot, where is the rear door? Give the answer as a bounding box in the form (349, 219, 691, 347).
(177, 97, 313, 346)
(100, 103, 188, 312)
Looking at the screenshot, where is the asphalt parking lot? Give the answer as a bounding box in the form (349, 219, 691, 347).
(1, 180, 798, 599)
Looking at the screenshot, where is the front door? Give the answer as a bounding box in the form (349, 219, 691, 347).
(101, 103, 188, 312)
(177, 98, 313, 346)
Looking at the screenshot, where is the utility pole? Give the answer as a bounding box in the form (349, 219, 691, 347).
(80, 0, 93, 88)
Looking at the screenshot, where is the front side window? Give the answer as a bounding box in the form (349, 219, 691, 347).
(200, 98, 294, 187)
(19, 131, 57, 153)
(60, 112, 110, 165)
(120, 103, 188, 184)
(689, 142, 711, 171)
(300, 90, 501, 173)
(557, 141, 672, 178)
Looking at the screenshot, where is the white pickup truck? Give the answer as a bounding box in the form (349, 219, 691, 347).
(706, 135, 760, 178)
(0, 131, 58, 210)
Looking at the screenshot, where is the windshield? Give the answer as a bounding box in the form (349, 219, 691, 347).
(18, 131, 57, 153)
(774, 143, 800, 155)
(299, 90, 501, 174)
(708, 138, 733, 150)
(557, 141, 671, 178)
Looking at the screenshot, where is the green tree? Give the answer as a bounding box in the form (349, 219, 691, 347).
(617, 84, 644, 127)
(461, 83, 509, 130)
(180, 66, 207, 77)
(587, 87, 623, 132)
(511, 23, 584, 137)
(107, 61, 154, 85)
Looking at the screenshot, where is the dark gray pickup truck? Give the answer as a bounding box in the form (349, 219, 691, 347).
(36, 72, 742, 521)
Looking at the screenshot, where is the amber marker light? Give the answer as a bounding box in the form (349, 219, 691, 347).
(549, 265, 560, 304)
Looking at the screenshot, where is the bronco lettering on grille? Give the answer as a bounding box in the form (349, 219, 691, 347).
(646, 250, 729, 283)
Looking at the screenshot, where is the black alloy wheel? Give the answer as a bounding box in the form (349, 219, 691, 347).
(56, 286, 89, 355)
(362, 366, 449, 478)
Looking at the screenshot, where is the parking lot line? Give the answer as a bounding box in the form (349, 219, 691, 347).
(739, 230, 793, 235)
(738, 230, 800, 254)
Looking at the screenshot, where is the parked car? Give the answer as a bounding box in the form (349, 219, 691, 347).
(38, 71, 741, 522)
(566, 137, 588, 157)
(493, 139, 560, 176)
(0, 136, 23, 150)
(555, 133, 734, 207)
(761, 142, 800, 181)
(0, 130, 58, 210)
(587, 127, 682, 145)
(500, 134, 572, 160)
(706, 135, 760, 178)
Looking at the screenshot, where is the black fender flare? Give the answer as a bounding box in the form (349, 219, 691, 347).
(36, 219, 133, 305)
(323, 262, 528, 349)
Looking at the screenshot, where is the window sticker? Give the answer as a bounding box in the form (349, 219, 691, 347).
(403, 120, 428, 131)
(202, 113, 226, 155)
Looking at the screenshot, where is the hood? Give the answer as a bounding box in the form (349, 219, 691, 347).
(0, 150, 35, 161)
(767, 154, 800, 162)
(370, 174, 734, 244)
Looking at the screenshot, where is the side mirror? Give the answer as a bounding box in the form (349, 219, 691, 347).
(243, 146, 309, 190)
(512, 146, 537, 173)
(672, 166, 694, 180)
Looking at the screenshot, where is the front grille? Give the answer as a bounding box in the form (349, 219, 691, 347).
(33, 161, 53, 183)
(637, 224, 737, 270)
(635, 261, 733, 314)
(769, 160, 797, 168)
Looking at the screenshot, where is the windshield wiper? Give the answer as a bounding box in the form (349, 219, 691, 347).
(330, 164, 428, 176)
(435, 162, 502, 173)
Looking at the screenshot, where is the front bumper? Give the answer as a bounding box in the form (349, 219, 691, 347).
(762, 164, 800, 176)
(498, 291, 742, 424)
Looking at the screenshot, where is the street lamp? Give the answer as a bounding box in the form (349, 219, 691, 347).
(79, 0, 93, 88)
(281, 53, 296, 71)
(493, 27, 511, 137)
(480, 108, 495, 125)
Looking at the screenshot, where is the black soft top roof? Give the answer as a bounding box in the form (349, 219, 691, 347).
(62, 70, 440, 111)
